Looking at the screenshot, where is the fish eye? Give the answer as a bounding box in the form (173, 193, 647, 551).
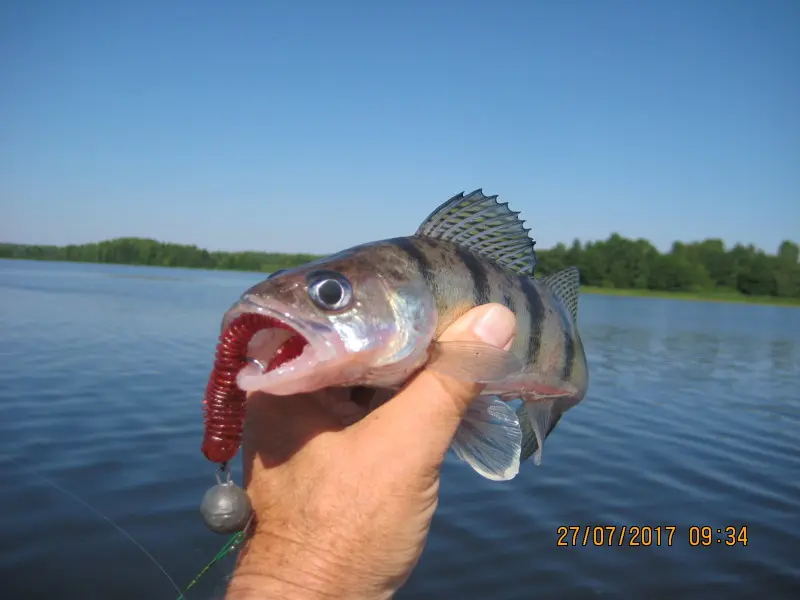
(307, 270, 353, 311)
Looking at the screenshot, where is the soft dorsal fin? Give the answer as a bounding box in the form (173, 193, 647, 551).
(537, 266, 580, 322)
(415, 189, 538, 275)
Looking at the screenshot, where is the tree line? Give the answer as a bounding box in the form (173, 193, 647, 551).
(534, 235, 799, 298)
(0, 238, 319, 275)
(1, 234, 798, 299)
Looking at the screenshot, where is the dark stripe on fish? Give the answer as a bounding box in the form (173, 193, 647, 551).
(455, 245, 491, 305)
(561, 328, 575, 381)
(392, 237, 436, 287)
(503, 291, 516, 313)
(519, 276, 544, 364)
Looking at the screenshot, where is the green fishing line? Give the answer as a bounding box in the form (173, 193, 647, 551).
(175, 530, 246, 599)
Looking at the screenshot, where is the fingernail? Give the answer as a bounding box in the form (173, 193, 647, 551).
(473, 304, 516, 348)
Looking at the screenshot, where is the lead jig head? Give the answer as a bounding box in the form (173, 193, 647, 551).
(200, 463, 253, 535)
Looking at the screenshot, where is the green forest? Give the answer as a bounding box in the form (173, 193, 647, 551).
(1, 235, 799, 304)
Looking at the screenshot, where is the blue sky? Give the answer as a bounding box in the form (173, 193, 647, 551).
(1, 0, 798, 255)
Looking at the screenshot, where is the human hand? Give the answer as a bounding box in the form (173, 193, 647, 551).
(225, 303, 517, 600)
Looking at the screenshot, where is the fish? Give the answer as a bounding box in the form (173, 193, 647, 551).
(205, 189, 589, 481)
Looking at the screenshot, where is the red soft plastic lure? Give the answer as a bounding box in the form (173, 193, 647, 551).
(201, 313, 307, 464)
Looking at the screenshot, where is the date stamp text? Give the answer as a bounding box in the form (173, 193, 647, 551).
(556, 525, 748, 547)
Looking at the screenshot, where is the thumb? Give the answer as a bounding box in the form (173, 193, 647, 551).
(359, 303, 516, 460)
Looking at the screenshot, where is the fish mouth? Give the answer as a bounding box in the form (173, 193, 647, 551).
(222, 294, 345, 396)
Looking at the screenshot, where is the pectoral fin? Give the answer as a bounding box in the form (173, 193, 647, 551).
(427, 341, 524, 383)
(451, 395, 522, 481)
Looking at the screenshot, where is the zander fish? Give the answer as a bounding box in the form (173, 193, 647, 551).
(201, 189, 589, 481)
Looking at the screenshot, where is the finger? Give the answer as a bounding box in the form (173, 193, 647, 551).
(356, 303, 516, 459)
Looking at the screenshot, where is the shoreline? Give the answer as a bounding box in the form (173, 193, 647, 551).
(3, 256, 797, 308)
(581, 285, 800, 307)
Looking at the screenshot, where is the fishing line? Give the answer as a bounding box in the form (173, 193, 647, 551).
(173, 520, 250, 600)
(1, 455, 245, 599)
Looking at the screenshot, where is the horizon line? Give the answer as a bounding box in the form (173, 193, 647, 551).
(1, 233, 797, 257)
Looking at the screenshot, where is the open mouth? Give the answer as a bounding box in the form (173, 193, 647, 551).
(235, 315, 316, 391)
(222, 297, 341, 395)
(244, 319, 310, 373)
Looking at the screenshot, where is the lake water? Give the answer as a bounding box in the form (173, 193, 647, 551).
(0, 259, 798, 599)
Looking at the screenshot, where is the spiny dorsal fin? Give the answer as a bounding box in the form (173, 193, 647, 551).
(415, 189, 538, 275)
(537, 266, 580, 322)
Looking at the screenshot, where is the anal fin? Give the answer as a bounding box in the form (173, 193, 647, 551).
(517, 399, 558, 466)
(451, 395, 522, 481)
